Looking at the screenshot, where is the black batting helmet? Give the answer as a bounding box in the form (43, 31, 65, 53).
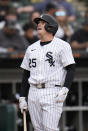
(33, 14, 58, 35)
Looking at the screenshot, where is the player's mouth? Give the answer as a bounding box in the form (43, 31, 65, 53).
(37, 27, 42, 30)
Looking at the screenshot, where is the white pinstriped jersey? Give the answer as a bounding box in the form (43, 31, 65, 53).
(21, 37, 75, 86)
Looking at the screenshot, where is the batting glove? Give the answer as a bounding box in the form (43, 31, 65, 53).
(55, 87, 69, 103)
(19, 97, 27, 113)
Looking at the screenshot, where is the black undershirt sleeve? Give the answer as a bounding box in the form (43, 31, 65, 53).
(20, 64, 75, 96)
(20, 69, 30, 97)
(64, 64, 76, 89)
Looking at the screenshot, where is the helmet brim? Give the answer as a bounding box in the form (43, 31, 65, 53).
(33, 17, 48, 24)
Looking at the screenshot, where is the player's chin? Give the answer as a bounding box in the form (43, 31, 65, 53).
(37, 34, 42, 39)
(37, 31, 43, 37)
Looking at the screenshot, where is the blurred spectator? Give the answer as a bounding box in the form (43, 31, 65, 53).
(54, 0, 76, 22)
(33, 0, 75, 19)
(31, 11, 41, 23)
(17, 0, 75, 22)
(29, 0, 49, 13)
(84, 9, 88, 19)
(0, 0, 11, 22)
(55, 7, 74, 42)
(70, 19, 88, 51)
(23, 22, 39, 45)
(0, 8, 24, 35)
(0, 19, 28, 52)
(17, 1, 57, 14)
(30, 11, 40, 36)
(17, 0, 50, 14)
(17, 5, 34, 14)
(45, 2, 58, 16)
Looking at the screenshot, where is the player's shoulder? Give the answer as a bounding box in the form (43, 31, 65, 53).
(54, 37, 71, 48)
(26, 40, 40, 52)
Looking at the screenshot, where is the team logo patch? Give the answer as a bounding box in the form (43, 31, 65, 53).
(31, 49, 36, 51)
(45, 52, 55, 67)
(40, 14, 43, 18)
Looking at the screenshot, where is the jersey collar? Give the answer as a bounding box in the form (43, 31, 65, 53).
(40, 40, 52, 46)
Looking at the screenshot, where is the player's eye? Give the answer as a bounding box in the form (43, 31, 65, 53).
(38, 20, 46, 25)
(41, 21, 46, 24)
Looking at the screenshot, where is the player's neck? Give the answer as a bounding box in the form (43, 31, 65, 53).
(40, 34, 54, 42)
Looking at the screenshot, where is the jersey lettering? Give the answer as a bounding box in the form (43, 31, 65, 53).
(45, 51, 55, 67)
(29, 58, 36, 68)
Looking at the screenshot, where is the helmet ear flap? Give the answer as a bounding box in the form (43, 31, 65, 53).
(45, 24, 57, 35)
(45, 24, 54, 34)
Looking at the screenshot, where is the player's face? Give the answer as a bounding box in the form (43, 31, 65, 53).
(37, 20, 47, 37)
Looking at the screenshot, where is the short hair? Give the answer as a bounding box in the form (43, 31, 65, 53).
(23, 22, 35, 31)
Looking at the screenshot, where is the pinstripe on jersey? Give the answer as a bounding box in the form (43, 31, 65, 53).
(21, 37, 75, 86)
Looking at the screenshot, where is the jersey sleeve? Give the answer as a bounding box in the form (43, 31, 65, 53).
(60, 42, 75, 67)
(20, 47, 30, 71)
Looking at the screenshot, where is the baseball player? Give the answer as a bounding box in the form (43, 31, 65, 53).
(19, 14, 75, 131)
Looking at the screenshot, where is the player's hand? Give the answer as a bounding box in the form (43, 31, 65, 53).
(55, 87, 69, 103)
(19, 97, 27, 113)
